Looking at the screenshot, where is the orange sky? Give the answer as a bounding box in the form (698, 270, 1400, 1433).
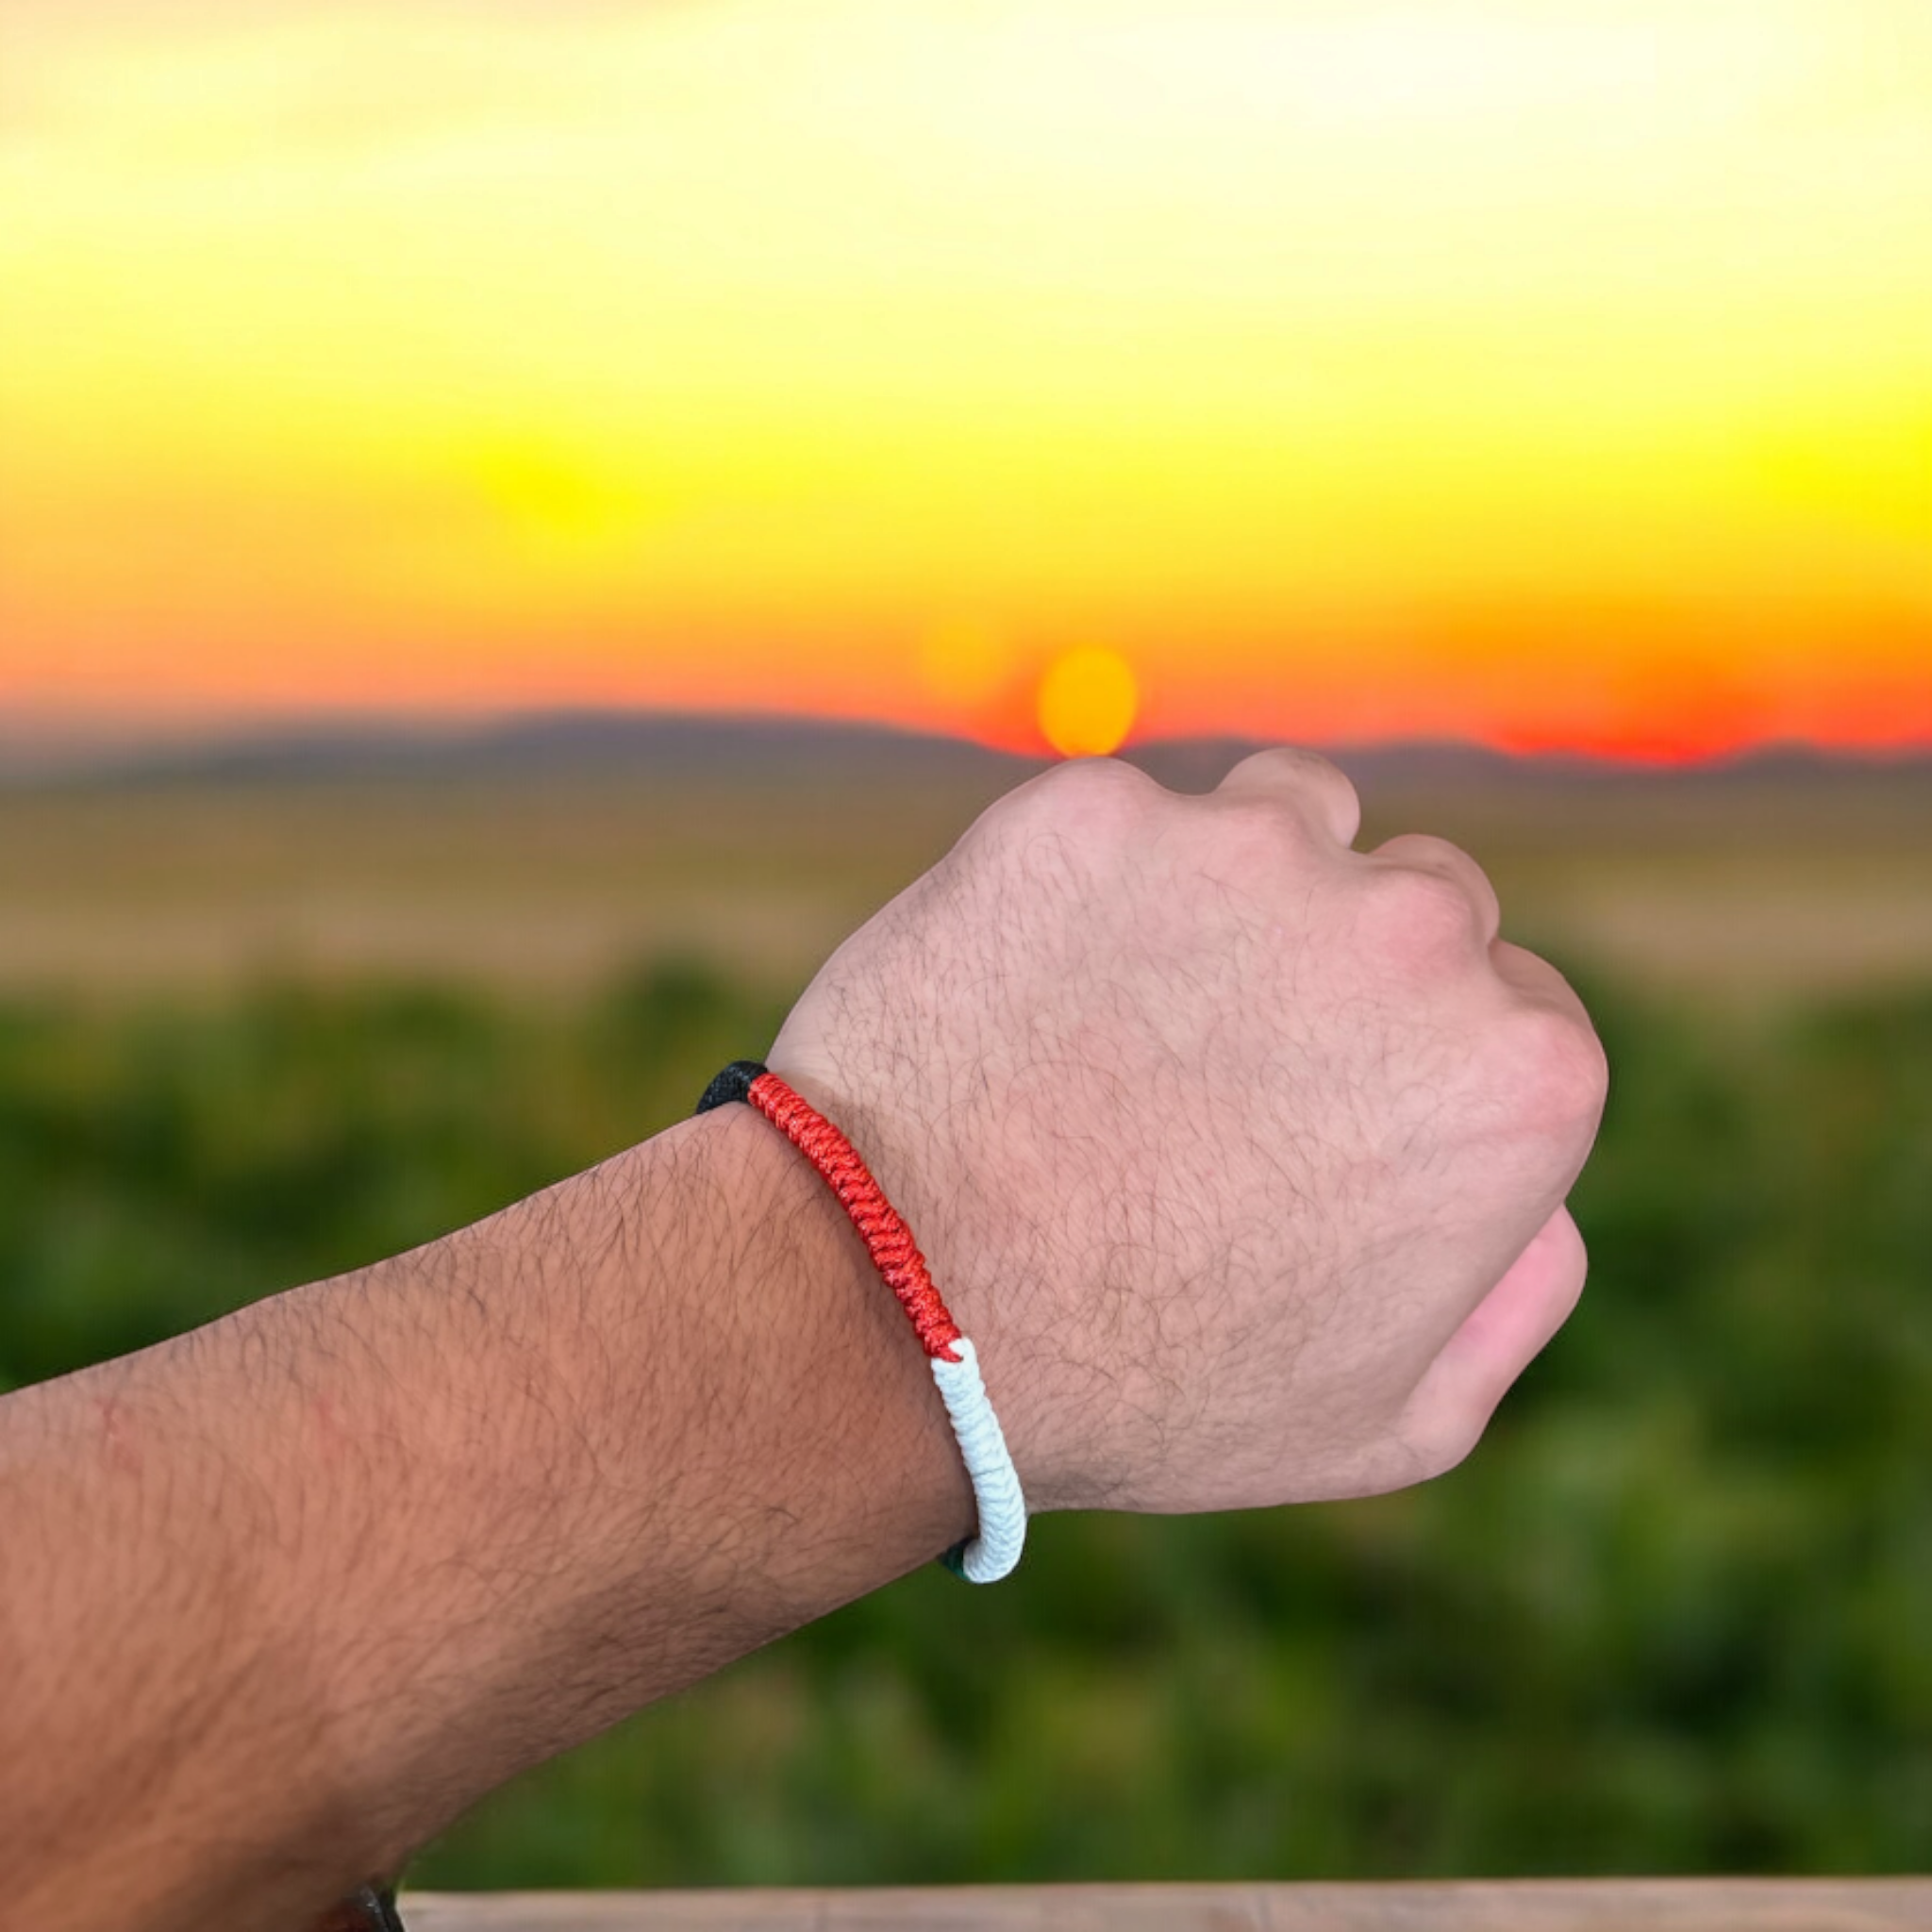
(2, 0, 1929, 758)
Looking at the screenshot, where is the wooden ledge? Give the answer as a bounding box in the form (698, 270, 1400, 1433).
(402, 1879, 1932, 1931)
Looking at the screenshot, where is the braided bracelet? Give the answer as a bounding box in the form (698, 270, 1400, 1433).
(695, 1060, 1026, 1584)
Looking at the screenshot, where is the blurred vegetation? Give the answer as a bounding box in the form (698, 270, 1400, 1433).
(1, 963, 1927, 1879)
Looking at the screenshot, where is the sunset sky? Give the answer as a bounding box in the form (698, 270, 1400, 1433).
(3, 0, 1929, 758)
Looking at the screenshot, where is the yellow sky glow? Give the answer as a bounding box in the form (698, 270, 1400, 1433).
(2, 0, 1928, 755)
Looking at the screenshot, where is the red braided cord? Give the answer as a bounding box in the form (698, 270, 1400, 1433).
(746, 1070, 963, 1362)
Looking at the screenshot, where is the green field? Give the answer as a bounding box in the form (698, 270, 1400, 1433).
(4, 943, 1928, 1881)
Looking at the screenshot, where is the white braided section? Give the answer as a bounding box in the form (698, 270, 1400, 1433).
(929, 1335, 1027, 1584)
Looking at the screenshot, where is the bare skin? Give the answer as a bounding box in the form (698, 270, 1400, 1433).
(0, 751, 1606, 1932)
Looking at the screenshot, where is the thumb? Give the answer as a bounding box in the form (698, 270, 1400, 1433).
(1401, 1205, 1588, 1473)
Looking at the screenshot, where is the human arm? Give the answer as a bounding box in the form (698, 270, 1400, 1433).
(2, 1096, 981, 1931)
(0, 750, 1606, 1932)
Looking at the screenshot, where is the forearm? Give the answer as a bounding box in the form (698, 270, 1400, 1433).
(1, 1104, 974, 1932)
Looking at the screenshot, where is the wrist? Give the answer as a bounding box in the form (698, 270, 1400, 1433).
(306, 1104, 980, 1885)
(761, 1052, 1082, 1516)
(617, 1105, 981, 1607)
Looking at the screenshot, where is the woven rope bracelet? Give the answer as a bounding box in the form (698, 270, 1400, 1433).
(695, 1060, 1027, 1584)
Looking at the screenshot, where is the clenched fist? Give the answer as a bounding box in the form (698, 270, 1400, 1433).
(771, 749, 1607, 1516)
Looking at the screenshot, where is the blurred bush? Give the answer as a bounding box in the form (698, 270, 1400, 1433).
(1, 966, 1925, 1878)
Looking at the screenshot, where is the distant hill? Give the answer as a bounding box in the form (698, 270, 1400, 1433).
(3, 706, 1929, 794)
(0, 710, 1034, 790)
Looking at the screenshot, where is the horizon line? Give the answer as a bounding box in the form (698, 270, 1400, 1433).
(5, 700, 1932, 784)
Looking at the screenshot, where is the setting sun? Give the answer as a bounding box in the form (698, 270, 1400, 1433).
(1038, 648, 1140, 758)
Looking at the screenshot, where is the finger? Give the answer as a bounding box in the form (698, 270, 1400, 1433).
(1367, 832, 1503, 948)
(1490, 940, 1592, 1024)
(1214, 747, 1362, 847)
(1404, 1206, 1588, 1468)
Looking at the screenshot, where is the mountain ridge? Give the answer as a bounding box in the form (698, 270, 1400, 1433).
(4, 706, 1928, 792)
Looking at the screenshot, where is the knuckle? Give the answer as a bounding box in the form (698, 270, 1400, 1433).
(1042, 754, 1158, 817)
(1257, 744, 1352, 794)
(1384, 833, 1489, 892)
(1224, 747, 1361, 833)
(1361, 864, 1482, 959)
(980, 755, 1152, 842)
(1214, 795, 1319, 863)
(1498, 1005, 1610, 1130)
(1410, 1403, 1490, 1482)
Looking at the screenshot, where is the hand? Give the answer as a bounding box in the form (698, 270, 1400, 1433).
(770, 749, 1607, 1516)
